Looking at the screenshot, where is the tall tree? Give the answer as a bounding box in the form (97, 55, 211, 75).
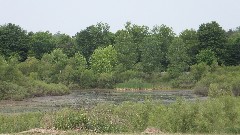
(30, 31, 56, 59)
(0, 23, 30, 61)
(125, 22, 149, 62)
(53, 32, 76, 57)
(225, 37, 240, 66)
(141, 25, 175, 72)
(167, 38, 190, 78)
(75, 23, 114, 65)
(179, 29, 199, 65)
(197, 21, 227, 64)
(114, 22, 149, 69)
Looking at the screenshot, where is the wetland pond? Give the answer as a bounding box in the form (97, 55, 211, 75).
(0, 89, 206, 113)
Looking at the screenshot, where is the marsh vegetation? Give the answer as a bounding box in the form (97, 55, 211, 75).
(0, 21, 240, 134)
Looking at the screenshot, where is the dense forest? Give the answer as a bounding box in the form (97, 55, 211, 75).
(0, 21, 240, 100)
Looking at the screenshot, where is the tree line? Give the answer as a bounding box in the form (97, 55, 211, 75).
(0, 21, 240, 99)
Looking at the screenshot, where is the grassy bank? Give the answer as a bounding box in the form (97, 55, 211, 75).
(1, 96, 240, 134)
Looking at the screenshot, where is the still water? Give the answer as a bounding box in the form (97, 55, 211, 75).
(0, 89, 206, 113)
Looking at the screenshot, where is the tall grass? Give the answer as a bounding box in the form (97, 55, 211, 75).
(0, 112, 43, 133)
(1, 96, 240, 134)
(116, 78, 153, 90)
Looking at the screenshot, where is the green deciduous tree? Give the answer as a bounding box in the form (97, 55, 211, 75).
(114, 22, 149, 70)
(167, 38, 190, 78)
(225, 38, 240, 66)
(114, 29, 137, 70)
(53, 32, 77, 57)
(179, 29, 199, 65)
(0, 23, 30, 61)
(90, 45, 118, 74)
(30, 31, 56, 59)
(197, 21, 227, 64)
(141, 25, 175, 72)
(39, 49, 68, 83)
(75, 23, 114, 65)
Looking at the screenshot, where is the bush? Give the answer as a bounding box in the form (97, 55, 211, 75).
(170, 73, 195, 88)
(87, 103, 127, 133)
(0, 81, 28, 100)
(97, 73, 115, 89)
(79, 69, 97, 89)
(54, 108, 88, 130)
(148, 97, 240, 133)
(115, 70, 145, 83)
(29, 80, 70, 97)
(208, 83, 232, 98)
(114, 102, 151, 132)
(194, 66, 240, 96)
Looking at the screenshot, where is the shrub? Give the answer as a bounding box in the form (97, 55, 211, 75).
(208, 83, 232, 98)
(29, 80, 70, 97)
(97, 73, 115, 89)
(114, 102, 151, 132)
(79, 69, 97, 88)
(194, 66, 240, 96)
(87, 103, 127, 133)
(0, 81, 28, 100)
(115, 70, 145, 83)
(170, 73, 196, 88)
(54, 108, 88, 130)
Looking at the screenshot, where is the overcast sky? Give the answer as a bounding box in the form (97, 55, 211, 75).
(0, 0, 239, 36)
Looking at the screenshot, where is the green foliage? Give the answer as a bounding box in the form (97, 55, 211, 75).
(17, 57, 40, 76)
(194, 66, 240, 96)
(97, 73, 115, 89)
(0, 112, 43, 134)
(0, 81, 28, 100)
(179, 29, 199, 65)
(29, 80, 70, 97)
(114, 30, 138, 69)
(170, 73, 195, 88)
(114, 70, 145, 83)
(87, 104, 126, 133)
(197, 21, 227, 64)
(225, 36, 240, 66)
(116, 78, 153, 90)
(53, 32, 77, 57)
(54, 108, 88, 130)
(149, 97, 240, 133)
(196, 49, 217, 65)
(30, 31, 56, 59)
(79, 69, 97, 89)
(90, 45, 118, 74)
(68, 52, 87, 71)
(0, 23, 30, 61)
(114, 102, 151, 132)
(75, 23, 114, 65)
(114, 22, 149, 70)
(141, 25, 174, 72)
(167, 38, 190, 78)
(38, 49, 68, 83)
(208, 83, 232, 98)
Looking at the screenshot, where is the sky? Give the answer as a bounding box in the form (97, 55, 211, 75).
(0, 0, 239, 36)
